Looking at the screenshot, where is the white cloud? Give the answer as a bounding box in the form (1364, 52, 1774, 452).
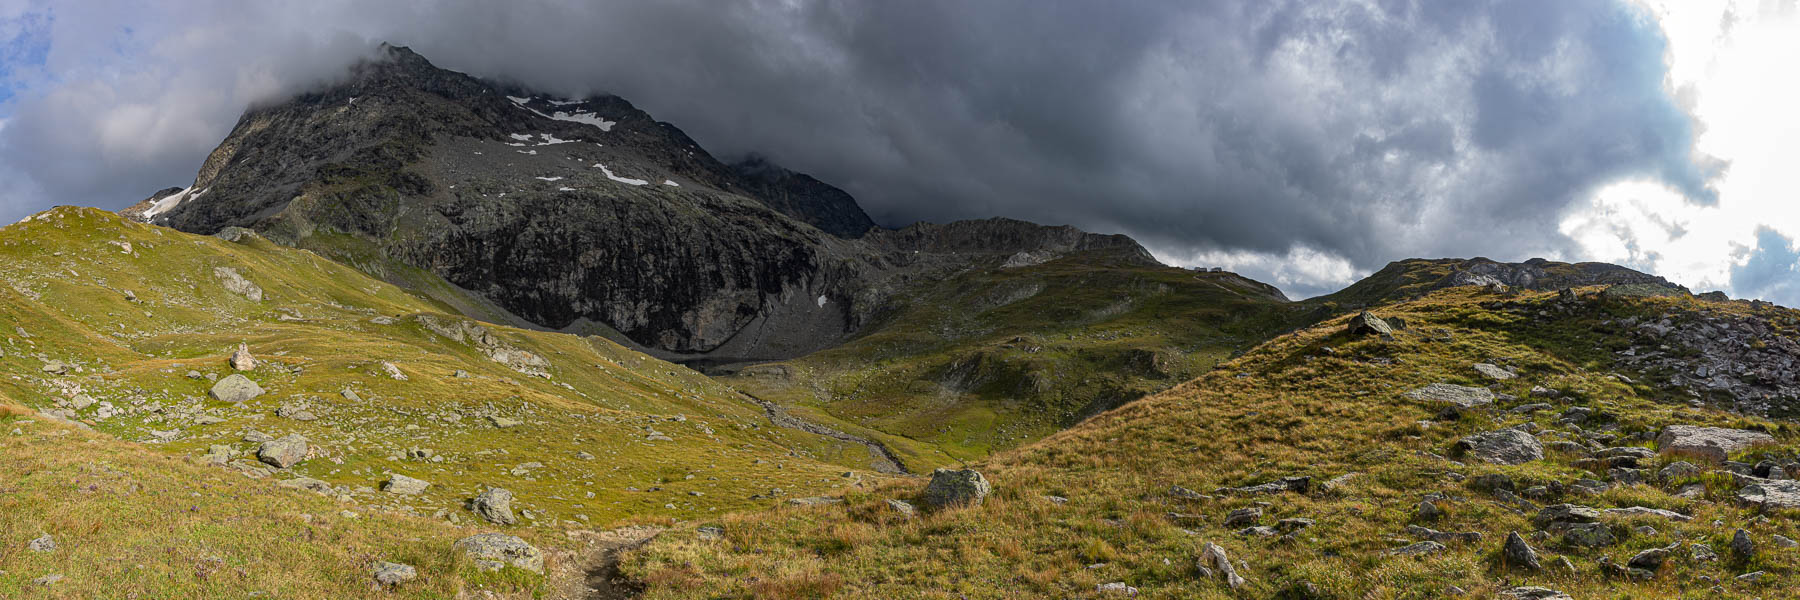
(1564, 1, 1800, 303)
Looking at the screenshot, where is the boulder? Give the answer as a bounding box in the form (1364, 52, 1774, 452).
(471, 488, 517, 525)
(383, 474, 431, 495)
(1388, 540, 1445, 556)
(1346, 312, 1395, 340)
(1197, 542, 1246, 589)
(1403, 383, 1495, 409)
(1472, 363, 1515, 380)
(229, 343, 257, 371)
(922, 468, 991, 509)
(1558, 522, 1615, 548)
(1502, 531, 1541, 570)
(1627, 543, 1678, 571)
(885, 499, 917, 518)
(1533, 504, 1601, 528)
(372, 561, 416, 586)
(208, 374, 264, 404)
(1655, 425, 1774, 463)
(1736, 479, 1800, 510)
(256, 434, 308, 469)
(213, 267, 263, 302)
(1731, 528, 1755, 558)
(1223, 507, 1262, 527)
(454, 533, 543, 573)
(1454, 429, 1543, 465)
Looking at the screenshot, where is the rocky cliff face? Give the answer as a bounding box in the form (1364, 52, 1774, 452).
(125, 44, 1154, 360)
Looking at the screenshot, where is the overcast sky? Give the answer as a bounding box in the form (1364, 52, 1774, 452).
(0, 0, 1795, 305)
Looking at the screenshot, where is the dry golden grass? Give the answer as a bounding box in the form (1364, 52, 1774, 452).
(623, 287, 1800, 598)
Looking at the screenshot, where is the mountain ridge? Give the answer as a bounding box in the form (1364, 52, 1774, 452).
(120, 43, 1157, 363)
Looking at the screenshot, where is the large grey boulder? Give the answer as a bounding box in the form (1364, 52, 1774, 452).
(208, 374, 264, 404)
(1403, 383, 1495, 409)
(1454, 429, 1543, 465)
(256, 434, 308, 469)
(1656, 425, 1774, 463)
(923, 468, 991, 509)
(471, 487, 518, 525)
(383, 474, 431, 496)
(454, 533, 542, 573)
(1346, 312, 1394, 340)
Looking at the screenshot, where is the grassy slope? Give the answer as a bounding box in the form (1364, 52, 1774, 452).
(0, 403, 494, 599)
(723, 255, 1303, 470)
(0, 208, 879, 597)
(625, 286, 1800, 598)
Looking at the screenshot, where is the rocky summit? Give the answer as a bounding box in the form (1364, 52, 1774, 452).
(8, 42, 1800, 600)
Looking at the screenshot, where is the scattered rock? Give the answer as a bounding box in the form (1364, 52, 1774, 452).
(1627, 543, 1677, 571)
(256, 434, 308, 469)
(380, 361, 408, 381)
(1502, 531, 1541, 570)
(1388, 540, 1446, 556)
(1655, 425, 1775, 463)
(208, 374, 264, 404)
(1223, 507, 1262, 527)
(31, 573, 63, 587)
(1602, 507, 1691, 521)
(1404, 383, 1495, 409)
(27, 534, 54, 553)
(885, 499, 916, 518)
(1502, 587, 1573, 600)
(372, 561, 416, 586)
(1404, 525, 1482, 544)
(1416, 499, 1444, 521)
(471, 488, 517, 525)
(1558, 522, 1616, 548)
(1473, 363, 1515, 380)
(383, 474, 430, 495)
(489, 415, 521, 429)
(454, 533, 542, 573)
(1454, 429, 1543, 465)
(1659, 461, 1701, 480)
(1169, 485, 1210, 500)
(1534, 504, 1601, 528)
(1731, 528, 1755, 558)
(1096, 582, 1138, 596)
(1773, 534, 1798, 549)
(922, 468, 991, 509)
(786, 496, 843, 506)
(1197, 542, 1246, 589)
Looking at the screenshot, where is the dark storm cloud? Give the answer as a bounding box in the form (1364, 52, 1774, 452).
(0, 0, 1719, 297)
